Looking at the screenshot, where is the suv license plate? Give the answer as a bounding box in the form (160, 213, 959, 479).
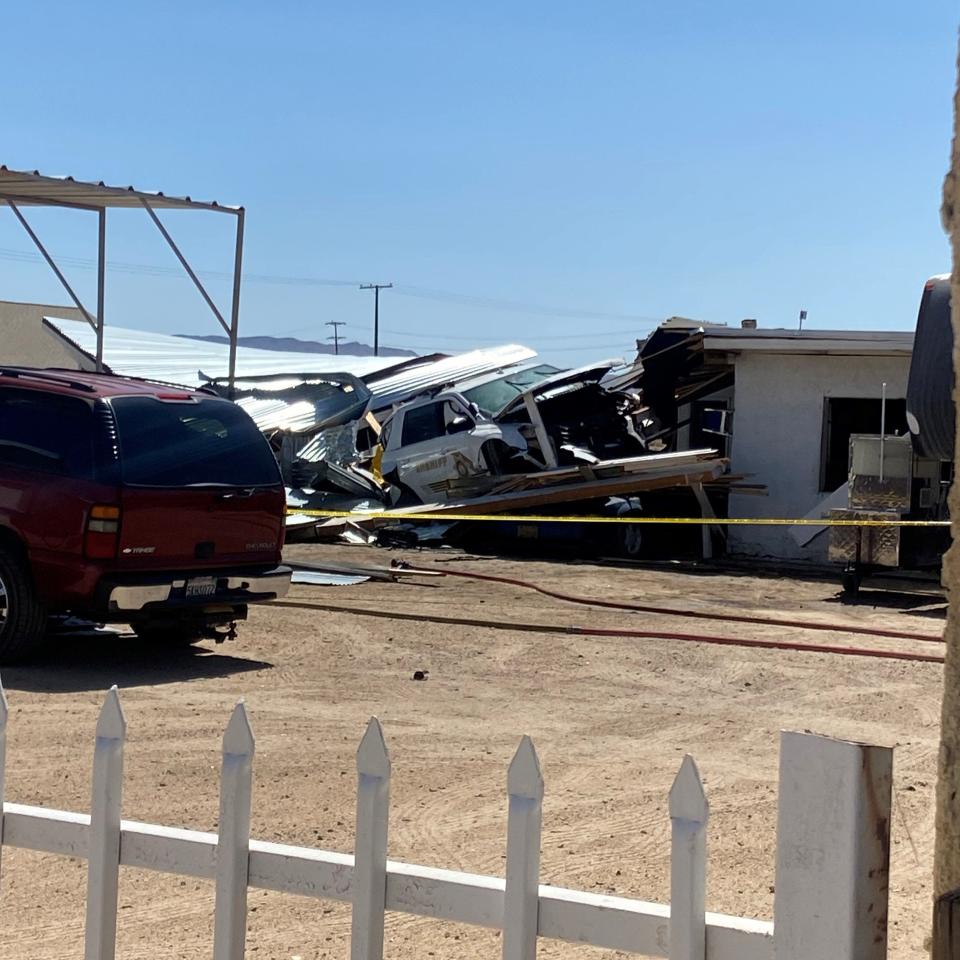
(185, 577, 217, 598)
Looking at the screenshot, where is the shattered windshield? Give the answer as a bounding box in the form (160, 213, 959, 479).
(461, 364, 561, 416)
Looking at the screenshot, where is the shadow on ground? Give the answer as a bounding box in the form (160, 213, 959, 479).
(437, 550, 851, 585)
(828, 589, 948, 619)
(1, 628, 272, 693)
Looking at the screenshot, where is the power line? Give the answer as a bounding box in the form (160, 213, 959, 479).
(537, 342, 637, 355)
(0, 246, 359, 287)
(396, 339, 636, 356)
(0, 246, 661, 323)
(391, 283, 662, 324)
(269, 321, 646, 344)
(381, 326, 645, 343)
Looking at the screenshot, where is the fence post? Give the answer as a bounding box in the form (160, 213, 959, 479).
(213, 701, 255, 960)
(351, 717, 391, 960)
(503, 736, 543, 960)
(84, 685, 127, 960)
(774, 731, 892, 960)
(0, 675, 7, 881)
(669, 755, 708, 960)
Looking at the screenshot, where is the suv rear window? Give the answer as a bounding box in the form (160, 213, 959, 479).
(0, 388, 95, 477)
(111, 396, 281, 487)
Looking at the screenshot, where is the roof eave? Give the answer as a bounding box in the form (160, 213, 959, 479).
(0, 165, 241, 213)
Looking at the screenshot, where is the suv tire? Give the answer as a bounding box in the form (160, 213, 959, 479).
(0, 545, 47, 661)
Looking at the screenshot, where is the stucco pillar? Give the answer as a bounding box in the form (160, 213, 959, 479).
(934, 39, 960, 909)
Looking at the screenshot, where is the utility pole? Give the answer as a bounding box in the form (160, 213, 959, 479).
(798, 308, 807, 331)
(359, 282, 393, 357)
(325, 320, 346, 355)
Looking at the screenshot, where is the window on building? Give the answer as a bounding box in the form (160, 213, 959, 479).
(820, 397, 907, 492)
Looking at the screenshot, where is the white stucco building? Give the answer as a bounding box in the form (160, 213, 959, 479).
(702, 327, 914, 562)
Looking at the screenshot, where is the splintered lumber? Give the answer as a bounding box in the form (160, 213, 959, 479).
(382, 460, 727, 518)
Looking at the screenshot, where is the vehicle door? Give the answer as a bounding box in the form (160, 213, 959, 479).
(389, 398, 480, 501)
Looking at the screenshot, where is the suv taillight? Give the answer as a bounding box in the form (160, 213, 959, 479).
(84, 504, 121, 559)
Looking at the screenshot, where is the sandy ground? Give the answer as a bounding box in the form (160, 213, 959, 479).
(0, 545, 946, 959)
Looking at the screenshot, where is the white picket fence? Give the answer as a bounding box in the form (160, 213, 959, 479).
(0, 678, 893, 960)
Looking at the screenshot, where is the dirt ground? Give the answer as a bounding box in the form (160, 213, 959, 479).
(0, 545, 946, 959)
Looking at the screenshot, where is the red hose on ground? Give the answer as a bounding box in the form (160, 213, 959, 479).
(408, 566, 944, 644)
(578, 626, 944, 663)
(274, 600, 945, 664)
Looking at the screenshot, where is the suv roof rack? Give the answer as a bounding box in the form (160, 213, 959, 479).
(0, 366, 202, 396)
(43, 367, 203, 394)
(0, 367, 97, 393)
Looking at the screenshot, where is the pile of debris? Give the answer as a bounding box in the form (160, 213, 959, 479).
(209, 347, 734, 547)
(46, 313, 739, 553)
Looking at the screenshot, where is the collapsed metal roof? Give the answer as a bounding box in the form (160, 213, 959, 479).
(44, 316, 401, 383)
(227, 374, 372, 436)
(44, 317, 540, 424)
(364, 344, 537, 410)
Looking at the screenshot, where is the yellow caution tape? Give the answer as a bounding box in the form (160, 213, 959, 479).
(285, 508, 951, 527)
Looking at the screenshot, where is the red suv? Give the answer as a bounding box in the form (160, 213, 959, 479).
(0, 367, 291, 661)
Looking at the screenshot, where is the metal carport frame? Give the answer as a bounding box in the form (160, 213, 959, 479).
(0, 165, 245, 389)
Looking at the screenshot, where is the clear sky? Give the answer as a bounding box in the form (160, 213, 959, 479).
(1, 1, 957, 365)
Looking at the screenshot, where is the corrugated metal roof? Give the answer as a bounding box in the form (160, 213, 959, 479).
(0, 165, 238, 213)
(233, 380, 371, 435)
(43, 317, 538, 420)
(295, 423, 358, 465)
(235, 398, 339, 434)
(365, 344, 537, 410)
(44, 317, 403, 385)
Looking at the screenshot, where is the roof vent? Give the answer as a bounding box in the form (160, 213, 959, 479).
(741, 318, 758, 329)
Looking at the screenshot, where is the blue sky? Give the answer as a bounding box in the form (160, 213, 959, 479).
(1, 1, 957, 365)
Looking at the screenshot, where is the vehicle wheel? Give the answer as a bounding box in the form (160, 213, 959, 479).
(482, 441, 517, 477)
(0, 544, 47, 662)
(841, 566, 861, 600)
(611, 501, 645, 558)
(620, 523, 644, 558)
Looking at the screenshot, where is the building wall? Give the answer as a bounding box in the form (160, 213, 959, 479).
(0, 300, 93, 370)
(726, 351, 911, 561)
